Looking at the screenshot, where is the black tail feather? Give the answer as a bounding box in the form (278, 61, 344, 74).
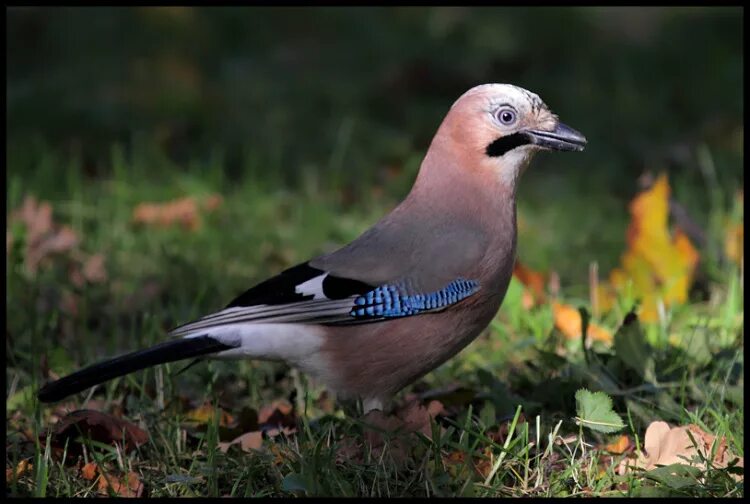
(37, 335, 235, 403)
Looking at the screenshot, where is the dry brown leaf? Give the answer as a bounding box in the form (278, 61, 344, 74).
(552, 301, 613, 343)
(358, 400, 444, 464)
(97, 471, 144, 497)
(473, 446, 495, 479)
(513, 261, 547, 308)
(82, 253, 107, 283)
(334, 400, 446, 465)
(132, 197, 200, 231)
(218, 431, 263, 454)
(268, 443, 294, 467)
(131, 194, 223, 232)
(399, 400, 444, 438)
(724, 223, 743, 266)
(264, 426, 297, 439)
(487, 413, 527, 446)
(44, 409, 149, 457)
(8, 196, 108, 296)
(9, 196, 80, 273)
(618, 421, 743, 481)
(13, 196, 53, 244)
(258, 399, 296, 432)
(724, 190, 744, 266)
(442, 450, 470, 479)
(203, 194, 223, 211)
(81, 462, 98, 480)
(442, 446, 494, 480)
(6, 459, 33, 482)
(334, 437, 364, 465)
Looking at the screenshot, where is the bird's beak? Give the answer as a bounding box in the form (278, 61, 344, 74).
(523, 122, 587, 152)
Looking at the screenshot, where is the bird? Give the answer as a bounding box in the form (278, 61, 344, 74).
(37, 83, 586, 413)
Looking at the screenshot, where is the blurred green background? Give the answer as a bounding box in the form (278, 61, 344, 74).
(7, 6, 743, 280)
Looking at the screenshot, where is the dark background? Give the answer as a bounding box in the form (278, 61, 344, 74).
(6, 6, 744, 278)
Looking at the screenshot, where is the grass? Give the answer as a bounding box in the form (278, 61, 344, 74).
(5, 137, 744, 497)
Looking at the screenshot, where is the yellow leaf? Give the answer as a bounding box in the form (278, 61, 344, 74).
(552, 302, 613, 343)
(724, 190, 744, 267)
(606, 174, 700, 322)
(594, 284, 617, 313)
(724, 223, 743, 266)
(6, 459, 32, 482)
(184, 403, 235, 427)
(604, 434, 631, 454)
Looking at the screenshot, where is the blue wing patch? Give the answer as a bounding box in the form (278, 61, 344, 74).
(350, 278, 480, 319)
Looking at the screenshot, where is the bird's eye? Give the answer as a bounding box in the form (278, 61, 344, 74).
(496, 108, 517, 126)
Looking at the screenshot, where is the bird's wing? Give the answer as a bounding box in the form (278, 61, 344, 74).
(169, 261, 480, 336)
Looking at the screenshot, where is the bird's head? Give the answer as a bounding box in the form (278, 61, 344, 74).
(431, 83, 587, 189)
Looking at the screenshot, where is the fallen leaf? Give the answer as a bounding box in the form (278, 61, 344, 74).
(132, 197, 200, 231)
(81, 462, 98, 480)
(724, 190, 743, 266)
(218, 431, 263, 454)
(399, 400, 444, 438)
(82, 253, 107, 283)
(9, 196, 80, 273)
(442, 450, 471, 479)
(203, 194, 223, 211)
(618, 421, 743, 481)
(473, 446, 495, 479)
(131, 194, 223, 232)
(184, 402, 235, 427)
(268, 443, 291, 466)
(552, 302, 613, 343)
(724, 223, 743, 266)
(334, 437, 363, 465)
(604, 434, 632, 454)
(513, 261, 547, 307)
(97, 471, 144, 497)
(258, 399, 296, 432)
(607, 174, 700, 322)
(264, 426, 297, 439)
(6, 459, 32, 482)
(43, 409, 148, 457)
(13, 195, 53, 245)
(487, 413, 527, 446)
(343, 400, 445, 465)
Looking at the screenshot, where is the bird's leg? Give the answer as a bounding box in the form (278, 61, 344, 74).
(362, 397, 385, 414)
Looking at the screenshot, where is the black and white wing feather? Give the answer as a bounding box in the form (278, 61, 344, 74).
(169, 261, 481, 336)
(169, 262, 376, 336)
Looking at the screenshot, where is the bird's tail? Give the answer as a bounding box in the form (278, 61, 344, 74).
(36, 335, 235, 403)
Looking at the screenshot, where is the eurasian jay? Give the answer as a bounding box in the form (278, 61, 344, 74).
(37, 84, 586, 413)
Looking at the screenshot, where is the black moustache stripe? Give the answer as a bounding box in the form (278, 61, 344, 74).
(485, 133, 530, 157)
